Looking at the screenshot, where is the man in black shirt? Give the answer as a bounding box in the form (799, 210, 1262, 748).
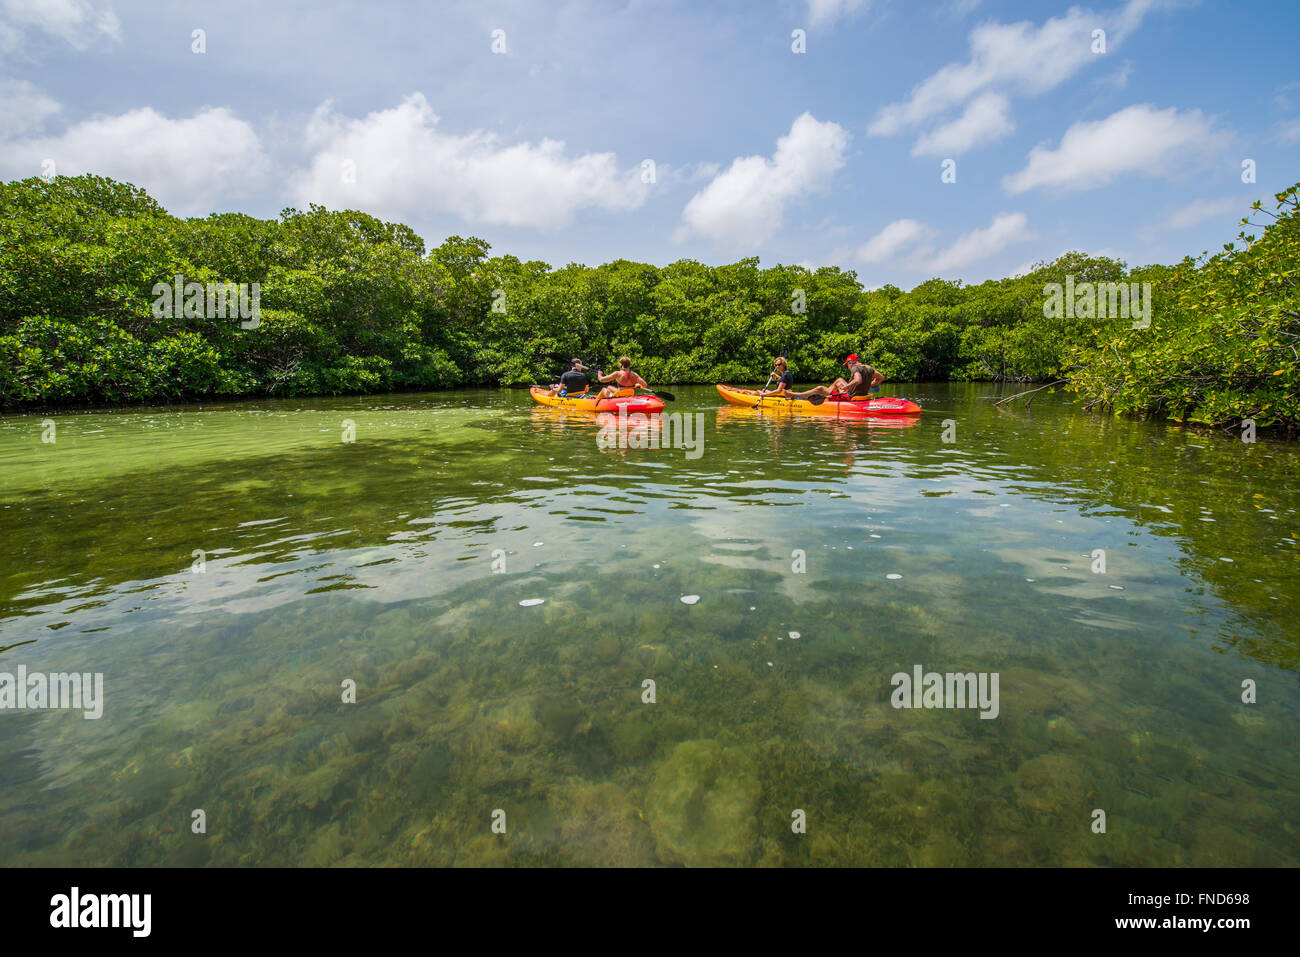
(548, 358, 590, 396)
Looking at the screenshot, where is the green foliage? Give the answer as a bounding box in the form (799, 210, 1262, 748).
(1068, 186, 1300, 429)
(0, 315, 240, 404)
(2, 174, 1297, 430)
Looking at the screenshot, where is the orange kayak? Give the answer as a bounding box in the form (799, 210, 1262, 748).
(715, 383, 921, 416)
(530, 386, 666, 414)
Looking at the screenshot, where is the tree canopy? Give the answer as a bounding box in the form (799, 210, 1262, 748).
(2, 175, 1296, 431)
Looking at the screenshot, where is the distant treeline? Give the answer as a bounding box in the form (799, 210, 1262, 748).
(1, 175, 1296, 429)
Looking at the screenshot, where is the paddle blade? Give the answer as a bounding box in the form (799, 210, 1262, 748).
(805, 394, 826, 405)
(651, 390, 675, 402)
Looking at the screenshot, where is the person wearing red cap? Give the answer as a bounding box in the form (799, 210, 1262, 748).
(792, 354, 883, 400)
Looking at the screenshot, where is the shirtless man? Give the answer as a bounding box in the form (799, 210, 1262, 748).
(792, 353, 882, 399)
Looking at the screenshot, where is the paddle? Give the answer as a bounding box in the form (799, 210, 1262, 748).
(753, 351, 789, 407)
(533, 379, 673, 402)
(592, 366, 673, 402)
(539, 358, 603, 398)
(798, 389, 879, 407)
(543, 353, 674, 401)
(529, 384, 591, 395)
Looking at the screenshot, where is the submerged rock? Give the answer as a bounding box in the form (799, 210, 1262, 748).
(537, 695, 582, 737)
(557, 781, 657, 867)
(592, 635, 621, 663)
(646, 739, 760, 866)
(409, 743, 454, 804)
(610, 714, 657, 762)
(487, 699, 543, 751)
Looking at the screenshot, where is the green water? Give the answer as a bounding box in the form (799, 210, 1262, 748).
(0, 383, 1296, 866)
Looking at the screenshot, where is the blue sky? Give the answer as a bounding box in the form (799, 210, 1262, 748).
(1, 0, 1297, 286)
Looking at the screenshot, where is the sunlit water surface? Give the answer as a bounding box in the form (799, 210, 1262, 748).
(0, 383, 1296, 866)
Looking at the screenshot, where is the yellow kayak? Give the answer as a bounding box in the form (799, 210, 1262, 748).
(715, 384, 921, 416)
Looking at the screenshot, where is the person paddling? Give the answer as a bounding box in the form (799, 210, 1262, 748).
(792, 353, 882, 400)
(759, 356, 795, 396)
(548, 358, 591, 397)
(596, 356, 648, 399)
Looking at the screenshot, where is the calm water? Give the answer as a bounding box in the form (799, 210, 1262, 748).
(0, 383, 1296, 866)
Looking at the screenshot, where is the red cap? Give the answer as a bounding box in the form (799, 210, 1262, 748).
(844, 354, 859, 365)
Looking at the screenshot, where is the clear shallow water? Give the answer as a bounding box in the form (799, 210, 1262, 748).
(0, 383, 1296, 866)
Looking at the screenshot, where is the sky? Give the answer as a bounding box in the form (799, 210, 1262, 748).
(1, 0, 1297, 287)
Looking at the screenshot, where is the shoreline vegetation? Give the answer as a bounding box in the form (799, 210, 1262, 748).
(2, 175, 1296, 432)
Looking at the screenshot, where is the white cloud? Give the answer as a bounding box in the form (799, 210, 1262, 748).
(922, 212, 1034, 273)
(0, 0, 121, 50)
(1274, 81, 1300, 112)
(0, 78, 61, 136)
(911, 92, 1012, 156)
(1098, 62, 1133, 91)
(291, 93, 648, 230)
(807, 0, 868, 27)
(1003, 104, 1225, 194)
(677, 112, 849, 248)
(856, 218, 931, 264)
(1138, 196, 1243, 242)
(1159, 196, 1241, 231)
(1278, 118, 1300, 143)
(670, 161, 722, 184)
(0, 102, 268, 215)
(1111, 0, 1174, 38)
(868, 1, 1169, 153)
(868, 8, 1090, 136)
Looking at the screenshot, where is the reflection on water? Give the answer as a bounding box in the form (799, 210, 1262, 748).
(0, 384, 1296, 866)
(714, 403, 923, 431)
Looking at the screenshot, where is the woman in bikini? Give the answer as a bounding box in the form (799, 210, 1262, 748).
(596, 356, 648, 399)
